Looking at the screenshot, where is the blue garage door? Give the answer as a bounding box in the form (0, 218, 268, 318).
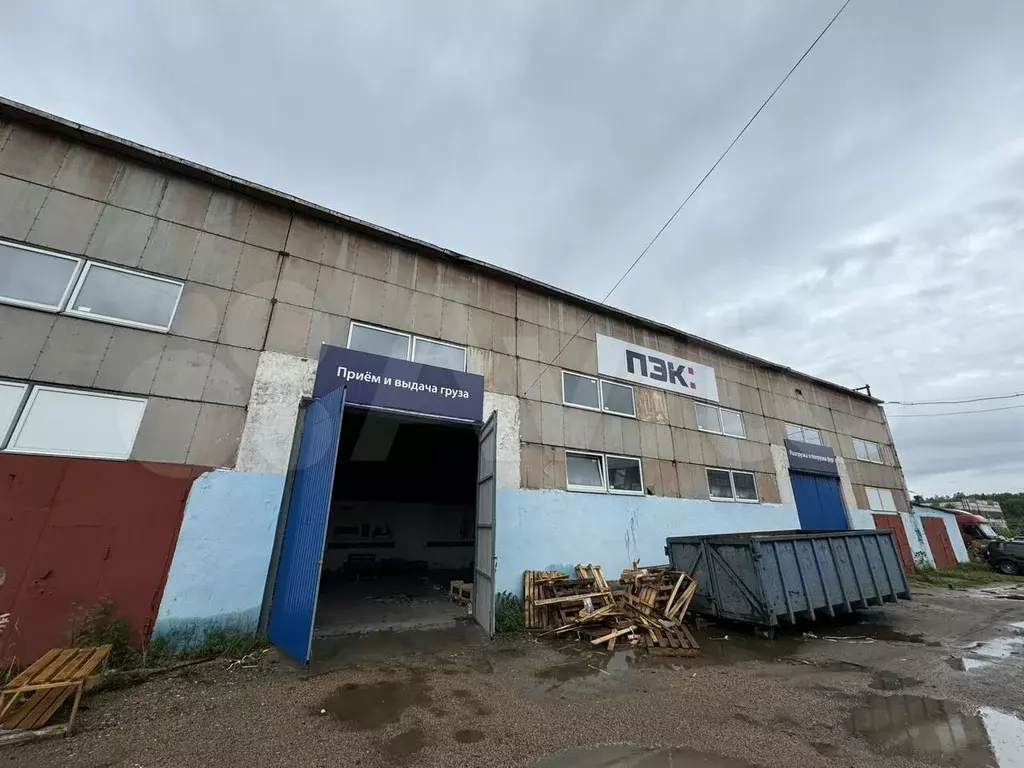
(791, 471, 848, 531)
(268, 386, 346, 663)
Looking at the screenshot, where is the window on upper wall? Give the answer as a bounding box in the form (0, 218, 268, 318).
(866, 486, 897, 512)
(0, 381, 30, 448)
(565, 450, 643, 495)
(706, 468, 759, 502)
(67, 263, 184, 331)
(347, 322, 467, 371)
(0, 239, 184, 331)
(853, 438, 883, 463)
(561, 371, 636, 417)
(786, 423, 823, 445)
(695, 402, 745, 438)
(2, 381, 147, 459)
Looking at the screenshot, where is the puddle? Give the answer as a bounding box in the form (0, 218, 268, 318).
(851, 695, 994, 767)
(869, 670, 921, 691)
(530, 744, 754, 767)
(319, 675, 432, 729)
(383, 726, 430, 762)
(961, 621, 1024, 672)
(980, 708, 1024, 768)
(454, 728, 485, 744)
(533, 648, 637, 687)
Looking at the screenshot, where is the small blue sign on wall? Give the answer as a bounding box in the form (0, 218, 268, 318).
(313, 345, 485, 422)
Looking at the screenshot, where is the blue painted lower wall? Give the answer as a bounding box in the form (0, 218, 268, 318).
(153, 469, 286, 645)
(494, 489, 801, 596)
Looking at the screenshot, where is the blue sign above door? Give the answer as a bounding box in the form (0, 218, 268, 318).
(785, 439, 839, 476)
(313, 345, 485, 422)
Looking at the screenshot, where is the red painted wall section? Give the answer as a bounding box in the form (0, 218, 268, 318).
(0, 454, 207, 667)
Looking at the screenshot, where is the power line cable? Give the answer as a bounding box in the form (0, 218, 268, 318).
(886, 391, 1024, 406)
(888, 403, 1024, 418)
(523, 0, 854, 398)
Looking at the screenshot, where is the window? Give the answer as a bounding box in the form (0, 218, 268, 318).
(565, 451, 643, 495)
(0, 381, 29, 448)
(347, 322, 467, 371)
(601, 380, 636, 417)
(0, 239, 186, 332)
(562, 372, 600, 410)
(854, 438, 883, 463)
(412, 337, 467, 372)
(695, 402, 745, 438)
(66, 262, 183, 331)
(865, 486, 897, 512)
(561, 371, 636, 417)
(706, 468, 759, 502)
(349, 322, 411, 359)
(7, 386, 147, 460)
(0, 240, 82, 311)
(606, 454, 643, 493)
(786, 423, 822, 445)
(566, 451, 605, 490)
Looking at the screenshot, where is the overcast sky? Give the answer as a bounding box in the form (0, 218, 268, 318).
(2, 1, 1022, 496)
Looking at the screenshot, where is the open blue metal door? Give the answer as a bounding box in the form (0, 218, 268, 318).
(791, 471, 848, 531)
(267, 386, 345, 663)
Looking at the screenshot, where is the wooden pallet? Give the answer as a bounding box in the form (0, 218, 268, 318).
(1, 645, 112, 735)
(644, 625, 701, 657)
(523, 571, 569, 630)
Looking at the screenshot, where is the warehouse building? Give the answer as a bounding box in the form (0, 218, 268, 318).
(0, 99, 912, 664)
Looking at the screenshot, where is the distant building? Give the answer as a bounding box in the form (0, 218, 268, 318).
(944, 498, 1006, 525)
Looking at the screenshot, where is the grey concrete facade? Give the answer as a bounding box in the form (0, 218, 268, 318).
(0, 104, 910, 513)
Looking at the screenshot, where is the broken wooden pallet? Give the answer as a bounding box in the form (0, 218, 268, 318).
(644, 625, 701, 657)
(523, 570, 569, 631)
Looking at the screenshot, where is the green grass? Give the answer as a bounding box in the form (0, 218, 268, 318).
(909, 561, 1024, 589)
(494, 591, 526, 633)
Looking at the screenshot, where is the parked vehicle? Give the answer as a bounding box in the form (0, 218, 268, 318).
(985, 540, 1024, 575)
(956, 512, 1001, 550)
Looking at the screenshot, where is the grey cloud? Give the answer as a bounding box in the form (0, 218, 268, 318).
(2, 0, 1022, 495)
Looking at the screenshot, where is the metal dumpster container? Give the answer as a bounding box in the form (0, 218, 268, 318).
(665, 530, 911, 627)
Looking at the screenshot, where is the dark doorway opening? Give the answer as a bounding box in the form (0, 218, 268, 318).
(313, 408, 478, 637)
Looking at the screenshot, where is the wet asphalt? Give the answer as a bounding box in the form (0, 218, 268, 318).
(9, 585, 1024, 768)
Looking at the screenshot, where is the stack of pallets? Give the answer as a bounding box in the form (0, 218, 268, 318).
(523, 564, 701, 657)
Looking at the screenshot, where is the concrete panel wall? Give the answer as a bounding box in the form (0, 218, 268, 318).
(494, 489, 800, 596)
(153, 469, 287, 644)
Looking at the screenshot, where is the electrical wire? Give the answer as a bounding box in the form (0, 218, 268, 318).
(522, 0, 854, 398)
(887, 404, 1024, 418)
(886, 391, 1024, 406)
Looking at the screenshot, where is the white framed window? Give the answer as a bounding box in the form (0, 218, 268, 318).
(866, 486, 897, 512)
(562, 372, 601, 411)
(566, 451, 605, 491)
(7, 386, 147, 460)
(786, 423, 822, 445)
(348, 321, 467, 371)
(706, 468, 759, 503)
(565, 450, 644, 495)
(854, 438, 883, 463)
(0, 240, 82, 312)
(348, 322, 411, 359)
(601, 380, 636, 417)
(66, 262, 184, 332)
(695, 402, 745, 438)
(561, 371, 636, 417)
(0, 380, 30, 449)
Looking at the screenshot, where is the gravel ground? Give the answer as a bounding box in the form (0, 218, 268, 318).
(7, 586, 1024, 768)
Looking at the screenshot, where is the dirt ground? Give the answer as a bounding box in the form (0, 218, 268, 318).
(7, 585, 1024, 768)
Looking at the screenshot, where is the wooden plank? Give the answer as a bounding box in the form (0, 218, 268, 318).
(3, 685, 72, 731)
(24, 684, 80, 731)
(534, 591, 611, 606)
(32, 649, 79, 685)
(67, 646, 111, 682)
(607, 636, 617, 653)
(0, 723, 68, 747)
(590, 626, 636, 646)
(3, 649, 62, 691)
